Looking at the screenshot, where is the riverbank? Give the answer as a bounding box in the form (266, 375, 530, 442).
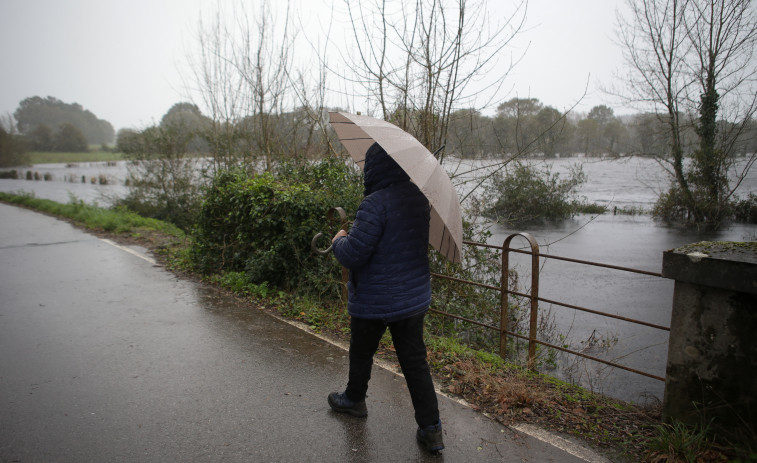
(2, 192, 744, 462)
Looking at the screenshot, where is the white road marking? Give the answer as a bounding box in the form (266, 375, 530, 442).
(101, 238, 157, 265)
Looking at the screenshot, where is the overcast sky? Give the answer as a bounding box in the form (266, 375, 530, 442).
(0, 0, 627, 132)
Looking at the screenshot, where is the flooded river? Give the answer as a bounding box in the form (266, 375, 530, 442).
(2, 157, 756, 403)
(452, 156, 756, 403)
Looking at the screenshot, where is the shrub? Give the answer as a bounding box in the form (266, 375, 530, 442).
(0, 127, 30, 167)
(484, 161, 588, 224)
(733, 193, 757, 224)
(0, 170, 18, 179)
(191, 158, 362, 296)
(115, 125, 206, 230)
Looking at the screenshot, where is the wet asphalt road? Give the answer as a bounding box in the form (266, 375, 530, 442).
(0, 203, 596, 462)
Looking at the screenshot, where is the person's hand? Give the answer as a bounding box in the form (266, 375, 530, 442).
(332, 229, 348, 243)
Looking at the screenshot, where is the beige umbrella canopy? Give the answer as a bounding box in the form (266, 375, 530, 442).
(328, 111, 464, 264)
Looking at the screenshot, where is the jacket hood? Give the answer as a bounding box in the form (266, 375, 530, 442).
(363, 142, 410, 196)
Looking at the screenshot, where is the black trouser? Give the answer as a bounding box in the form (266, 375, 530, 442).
(345, 312, 440, 428)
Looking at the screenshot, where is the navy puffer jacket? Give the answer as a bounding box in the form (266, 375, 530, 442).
(333, 142, 431, 321)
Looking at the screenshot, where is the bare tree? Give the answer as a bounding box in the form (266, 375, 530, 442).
(188, 4, 251, 170)
(186, 0, 299, 172)
(616, 0, 757, 225)
(239, 1, 297, 170)
(338, 0, 528, 163)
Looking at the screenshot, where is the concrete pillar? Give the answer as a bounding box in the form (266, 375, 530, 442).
(661, 241, 756, 445)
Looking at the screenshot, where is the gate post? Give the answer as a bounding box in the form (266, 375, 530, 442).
(661, 241, 757, 446)
(501, 233, 540, 369)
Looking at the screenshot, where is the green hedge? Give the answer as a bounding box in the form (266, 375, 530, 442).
(191, 158, 362, 296)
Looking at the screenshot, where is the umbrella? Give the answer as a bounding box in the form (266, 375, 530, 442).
(328, 111, 464, 264)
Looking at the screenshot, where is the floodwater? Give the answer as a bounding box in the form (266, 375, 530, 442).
(451, 156, 757, 403)
(2, 157, 756, 403)
(0, 161, 129, 206)
(491, 213, 756, 403)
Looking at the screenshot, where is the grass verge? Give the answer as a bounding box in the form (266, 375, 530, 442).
(0, 192, 182, 235)
(28, 151, 124, 164)
(1, 192, 749, 462)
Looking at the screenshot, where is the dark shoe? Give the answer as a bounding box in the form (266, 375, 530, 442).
(328, 391, 367, 417)
(416, 420, 444, 452)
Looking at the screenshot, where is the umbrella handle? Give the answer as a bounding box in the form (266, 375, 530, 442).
(311, 207, 348, 255)
(311, 232, 333, 255)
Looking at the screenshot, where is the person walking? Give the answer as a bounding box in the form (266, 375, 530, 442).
(327, 142, 444, 453)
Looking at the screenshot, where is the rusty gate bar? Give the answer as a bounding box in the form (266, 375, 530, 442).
(506, 247, 663, 277)
(501, 233, 540, 369)
(430, 232, 670, 383)
(507, 289, 671, 331)
(464, 240, 663, 277)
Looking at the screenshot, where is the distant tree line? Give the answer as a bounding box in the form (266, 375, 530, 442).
(13, 96, 115, 150)
(116, 102, 324, 162)
(118, 99, 757, 163)
(445, 99, 757, 159)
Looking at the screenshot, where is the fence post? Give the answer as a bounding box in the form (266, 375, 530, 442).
(501, 233, 540, 369)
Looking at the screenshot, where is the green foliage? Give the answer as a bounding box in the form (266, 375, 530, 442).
(653, 174, 735, 226)
(645, 420, 714, 463)
(191, 158, 362, 296)
(0, 192, 185, 236)
(426, 333, 506, 369)
(652, 185, 691, 223)
(289, 296, 350, 333)
(273, 156, 363, 207)
(210, 272, 279, 299)
(733, 193, 757, 224)
(484, 161, 588, 224)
